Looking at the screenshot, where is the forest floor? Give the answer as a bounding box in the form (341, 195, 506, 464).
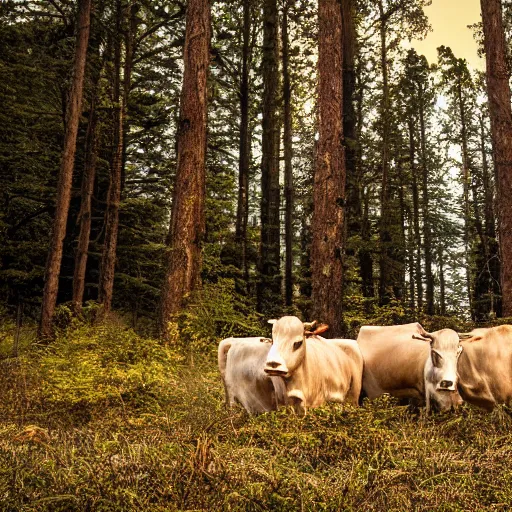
(0, 320, 511, 511)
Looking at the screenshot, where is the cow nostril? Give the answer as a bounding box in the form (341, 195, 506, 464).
(440, 380, 453, 388)
(267, 361, 280, 369)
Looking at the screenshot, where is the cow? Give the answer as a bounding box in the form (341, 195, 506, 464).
(218, 337, 287, 414)
(357, 323, 463, 413)
(263, 316, 363, 415)
(457, 325, 512, 411)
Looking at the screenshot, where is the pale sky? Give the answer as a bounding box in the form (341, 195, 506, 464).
(410, 0, 484, 70)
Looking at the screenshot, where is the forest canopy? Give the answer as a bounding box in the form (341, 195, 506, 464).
(1, 0, 512, 339)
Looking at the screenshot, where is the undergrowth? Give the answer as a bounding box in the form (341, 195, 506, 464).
(0, 320, 511, 511)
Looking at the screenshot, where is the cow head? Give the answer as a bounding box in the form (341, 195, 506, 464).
(414, 328, 463, 410)
(264, 316, 315, 377)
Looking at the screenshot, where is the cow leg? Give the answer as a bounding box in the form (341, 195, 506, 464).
(346, 373, 363, 405)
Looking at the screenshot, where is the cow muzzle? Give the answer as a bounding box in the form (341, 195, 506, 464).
(264, 361, 288, 377)
(437, 379, 456, 391)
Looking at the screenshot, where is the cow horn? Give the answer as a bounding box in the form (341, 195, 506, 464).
(458, 333, 483, 342)
(303, 320, 317, 332)
(412, 332, 435, 342)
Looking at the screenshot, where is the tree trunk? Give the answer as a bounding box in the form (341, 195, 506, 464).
(72, 93, 100, 312)
(121, 0, 138, 193)
(235, 0, 251, 291)
(419, 89, 434, 315)
(12, 300, 23, 358)
(282, 1, 294, 307)
(438, 246, 446, 315)
(377, 0, 393, 306)
(457, 82, 473, 316)
(342, 0, 359, 266)
(480, 0, 512, 316)
(407, 216, 415, 310)
(409, 118, 423, 310)
(159, 0, 211, 339)
(355, 61, 374, 300)
(257, 0, 281, 315)
(360, 186, 374, 299)
(396, 153, 406, 302)
(312, 0, 345, 335)
(39, 0, 92, 338)
(98, 0, 124, 315)
(480, 113, 501, 316)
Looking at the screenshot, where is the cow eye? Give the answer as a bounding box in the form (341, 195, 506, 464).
(293, 340, 303, 351)
(431, 350, 442, 367)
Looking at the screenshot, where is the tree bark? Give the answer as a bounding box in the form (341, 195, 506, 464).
(257, 0, 281, 315)
(311, 0, 345, 335)
(282, 0, 294, 307)
(342, 0, 359, 267)
(456, 81, 473, 316)
(355, 61, 374, 300)
(438, 246, 446, 315)
(480, 0, 512, 316)
(479, 112, 501, 316)
(418, 87, 434, 315)
(408, 118, 423, 309)
(98, 0, 124, 315)
(159, 0, 211, 339)
(235, 0, 251, 291)
(377, 0, 393, 306)
(39, 0, 92, 338)
(72, 93, 99, 312)
(121, 0, 138, 193)
(407, 215, 415, 310)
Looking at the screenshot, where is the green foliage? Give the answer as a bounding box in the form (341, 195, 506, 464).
(37, 321, 183, 413)
(176, 278, 264, 351)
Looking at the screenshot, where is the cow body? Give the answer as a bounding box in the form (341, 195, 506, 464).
(218, 337, 287, 414)
(264, 316, 363, 414)
(457, 325, 512, 411)
(357, 323, 462, 412)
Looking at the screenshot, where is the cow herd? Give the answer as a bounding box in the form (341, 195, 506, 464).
(218, 316, 512, 415)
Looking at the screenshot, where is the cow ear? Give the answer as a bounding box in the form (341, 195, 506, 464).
(268, 319, 277, 325)
(313, 323, 329, 335)
(303, 320, 317, 332)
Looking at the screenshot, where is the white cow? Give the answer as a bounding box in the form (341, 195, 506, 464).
(218, 337, 287, 414)
(357, 323, 463, 413)
(263, 316, 363, 414)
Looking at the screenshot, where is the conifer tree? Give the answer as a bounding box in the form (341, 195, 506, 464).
(159, 0, 211, 340)
(480, 0, 512, 317)
(39, 0, 92, 338)
(312, 0, 344, 335)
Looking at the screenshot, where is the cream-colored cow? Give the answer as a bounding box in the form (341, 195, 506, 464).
(218, 337, 287, 414)
(457, 325, 512, 411)
(357, 323, 463, 412)
(263, 316, 363, 414)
